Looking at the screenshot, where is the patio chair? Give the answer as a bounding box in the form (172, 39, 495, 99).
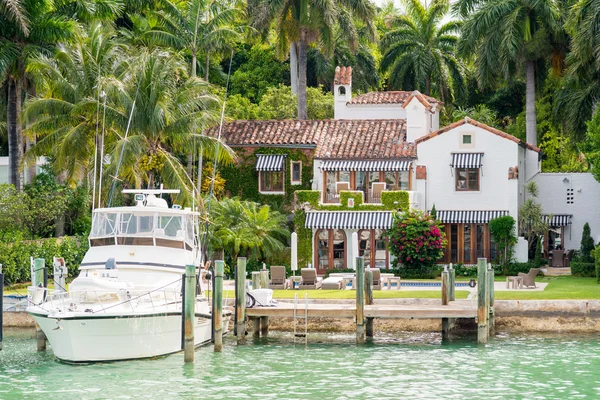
(367, 268, 382, 290)
(299, 268, 323, 290)
(334, 181, 350, 201)
(565, 249, 575, 268)
(269, 266, 290, 290)
(518, 268, 541, 288)
(370, 182, 386, 203)
(551, 250, 565, 267)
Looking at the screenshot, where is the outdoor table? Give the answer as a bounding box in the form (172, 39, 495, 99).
(506, 276, 523, 289)
(385, 276, 401, 290)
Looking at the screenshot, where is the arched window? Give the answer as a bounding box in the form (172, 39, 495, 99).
(359, 229, 388, 269)
(315, 229, 347, 272)
(338, 86, 346, 96)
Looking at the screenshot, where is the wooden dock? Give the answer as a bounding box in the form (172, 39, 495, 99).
(246, 300, 477, 319)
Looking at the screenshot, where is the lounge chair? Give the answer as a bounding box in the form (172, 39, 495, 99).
(370, 182, 386, 203)
(322, 276, 343, 290)
(269, 266, 290, 290)
(367, 268, 382, 290)
(518, 268, 541, 288)
(551, 250, 565, 267)
(299, 268, 323, 290)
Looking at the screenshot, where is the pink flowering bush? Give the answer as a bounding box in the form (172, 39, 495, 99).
(386, 210, 446, 270)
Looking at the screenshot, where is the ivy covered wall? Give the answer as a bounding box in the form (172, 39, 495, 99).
(220, 146, 314, 209)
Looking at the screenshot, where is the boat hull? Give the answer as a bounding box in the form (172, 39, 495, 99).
(31, 312, 214, 362)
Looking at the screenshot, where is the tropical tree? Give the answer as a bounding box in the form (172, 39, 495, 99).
(140, 0, 247, 81)
(518, 181, 548, 255)
(380, 0, 465, 102)
(101, 50, 234, 206)
(23, 22, 126, 186)
(0, 0, 74, 190)
(457, 0, 560, 147)
(243, 202, 289, 260)
(248, 0, 376, 120)
(452, 104, 498, 127)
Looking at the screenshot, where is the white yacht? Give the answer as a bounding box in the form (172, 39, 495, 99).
(27, 189, 226, 362)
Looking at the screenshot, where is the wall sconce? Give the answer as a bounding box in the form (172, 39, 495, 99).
(562, 177, 570, 184)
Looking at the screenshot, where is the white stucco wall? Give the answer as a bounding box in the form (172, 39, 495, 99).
(335, 104, 407, 120)
(532, 172, 600, 249)
(405, 98, 429, 142)
(0, 156, 47, 185)
(415, 124, 521, 222)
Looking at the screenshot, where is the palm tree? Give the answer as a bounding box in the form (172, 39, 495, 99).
(101, 50, 235, 206)
(139, 0, 246, 81)
(380, 0, 465, 102)
(457, 0, 560, 146)
(243, 202, 289, 260)
(23, 22, 126, 185)
(0, 0, 74, 190)
(248, 0, 376, 120)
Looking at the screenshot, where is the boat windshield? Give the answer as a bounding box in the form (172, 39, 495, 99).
(90, 211, 196, 249)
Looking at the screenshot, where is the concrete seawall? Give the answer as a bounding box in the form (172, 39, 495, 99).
(5, 299, 600, 332)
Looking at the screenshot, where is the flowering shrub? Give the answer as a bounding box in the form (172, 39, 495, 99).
(386, 210, 446, 269)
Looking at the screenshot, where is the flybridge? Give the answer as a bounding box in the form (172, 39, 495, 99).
(122, 189, 181, 209)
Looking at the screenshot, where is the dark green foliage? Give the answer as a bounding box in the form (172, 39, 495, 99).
(295, 190, 320, 207)
(534, 236, 543, 266)
(430, 204, 437, 219)
(493, 262, 539, 277)
(489, 216, 517, 273)
(580, 223, 595, 262)
(0, 236, 89, 284)
(293, 210, 312, 270)
(596, 246, 600, 283)
(570, 262, 596, 278)
(381, 191, 410, 211)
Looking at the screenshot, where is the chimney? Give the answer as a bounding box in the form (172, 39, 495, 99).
(334, 66, 352, 120)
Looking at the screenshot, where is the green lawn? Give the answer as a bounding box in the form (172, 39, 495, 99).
(495, 276, 600, 300)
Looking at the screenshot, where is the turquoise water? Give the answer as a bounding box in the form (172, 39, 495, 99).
(1, 328, 600, 399)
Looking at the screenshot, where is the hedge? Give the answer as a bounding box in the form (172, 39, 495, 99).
(294, 189, 409, 211)
(596, 246, 600, 284)
(0, 236, 89, 284)
(570, 262, 596, 278)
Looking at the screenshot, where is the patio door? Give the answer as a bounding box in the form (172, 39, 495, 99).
(315, 229, 347, 274)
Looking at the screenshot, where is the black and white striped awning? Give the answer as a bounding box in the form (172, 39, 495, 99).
(436, 210, 509, 224)
(544, 214, 572, 227)
(255, 154, 285, 171)
(450, 153, 484, 168)
(320, 160, 411, 172)
(305, 211, 394, 230)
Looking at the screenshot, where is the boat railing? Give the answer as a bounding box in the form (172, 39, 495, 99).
(27, 283, 184, 315)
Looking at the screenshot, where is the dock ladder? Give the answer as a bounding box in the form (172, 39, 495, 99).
(293, 293, 308, 344)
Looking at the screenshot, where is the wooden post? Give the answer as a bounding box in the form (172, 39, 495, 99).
(252, 318, 260, 338)
(260, 270, 269, 290)
(251, 271, 261, 290)
(449, 264, 455, 302)
(33, 258, 47, 351)
(260, 316, 269, 337)
(214, 260, 224, 352)
(183, 264, 196, 363)
(235, 257, 247, 344)
(487, 265, 495, 334)
(477, 258, 488, 344)
(365, 269, 374, 339)
(355, 257, 365, 343)
(441, 267, 449, 306)
(0, 264, 3, 351)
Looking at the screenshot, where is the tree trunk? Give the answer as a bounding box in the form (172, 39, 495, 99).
(7, 77, 22, 190)
(290, 42, 298, 95)
(425, 76, 431, 96)
(187, 153, 193, 179)
(525, 60, 537, 147)
(25, 84, 37, 184)
(191, 50, 197, 78)
(297, 29, 308, 120)
(205, 53, 210, 83)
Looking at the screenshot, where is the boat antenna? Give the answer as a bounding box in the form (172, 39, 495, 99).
(92, 64, 101, 211)
(97, 91, 107, 208)
(108, 63, 145, 207)
(202, 49, 234, 259)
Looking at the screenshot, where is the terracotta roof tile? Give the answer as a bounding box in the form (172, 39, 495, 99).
(208, 119, 415, 159)
(415, 117, 541, 152)
(348, 90, 440, 106)
(334, 66, 352, 85)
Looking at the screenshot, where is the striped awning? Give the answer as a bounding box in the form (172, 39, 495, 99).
(255, 154, 285, 171)
(305, 211, 394, 230)
(450, 153, 484, 168)
(436, 210, 509, 224)
(320, 160, 411, 172)
(544, 214, 572, 227)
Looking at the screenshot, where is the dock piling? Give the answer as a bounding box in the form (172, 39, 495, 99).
(235, 257, 247, 344)
(260, 270, 269, 290)
(449, 263, 455, 302)
(260, 316, 269, 337)
(477, 258, 488, 344)
(32, 258, 47, 351)
(183, 264, 196, 363)
(355, 257, 365, 343)
(251, 271, 261, 290)
(365, 269, 374, 339)
(214, 260, 224, 352)
(441, 266, 449, 306)
(487, 264, 495, 334)
(0, 264, 3, 351)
